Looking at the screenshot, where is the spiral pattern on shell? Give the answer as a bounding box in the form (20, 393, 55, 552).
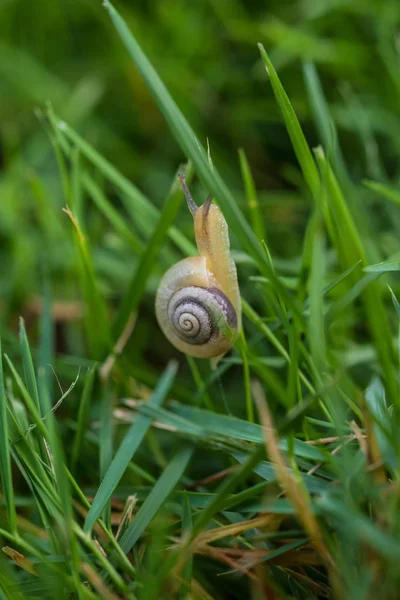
(167, 286, 237, 346)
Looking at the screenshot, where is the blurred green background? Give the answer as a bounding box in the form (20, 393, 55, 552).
(2, 2, 400, 598)
(1, 0, 400, 369)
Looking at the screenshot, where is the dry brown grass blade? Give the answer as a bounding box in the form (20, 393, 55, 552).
(205, 545, 321, 567)
(186, 465, 238, 489)
(285, 567, 331, 596)
(81, 562, 120, 600)
(252, 380, 342, 596)
(100, 313, 137, 383)
(72, 500, 108, 542)
(194, 513, 282, 547)
(189, 578, 218, 600)
(2, 546, 37, 576)
(198, 544, 260, 583)
(360, 397, 387, 484)
(25, 296, 84, 321)
(115, 494, 137, 540)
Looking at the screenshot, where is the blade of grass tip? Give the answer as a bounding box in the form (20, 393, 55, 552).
(84, 360, 178, 532)
(258, 44, 320, 200)
(118, 444, 194, 554)
(364, 259, 400, 272)
(71, 367, 96, 474)
(112, 164, 191, 342)
(238, 148, 266, 242)
(19, 318, 41, 414)
(103, 0, 267, 274)
(0, 338, 17, 533)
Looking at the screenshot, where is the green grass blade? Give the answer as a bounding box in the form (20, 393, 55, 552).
(103, 0, 267, 272)
(308, 218, 327, 374)
(19, 318, 41, 414)
(364, 260, 400, 273)
(54, 118, 195, 256)
(118, 444, 194, 553)
(4, 355, 47, 439)
(38, 278, 54, 403)
(84, 360, 178, 532)
(314, 148, 397, 403)
(99, 384, 113, 527)
(63, 206, 111, 359)
(37, 368, 82, 591)
(71, 367, 96, 474)
(258, 44, 320, 199)
(302, 61, 348, 184)
(363, 179, 400, 206)
(170, 404, 324, 461)
(238, 148, 266, 242)
(112, 165, 189, 341)
(0, 338, 17, 533)
(180, 492, 193, 599)
(83, 174, 144, 254)
(191, 444, 266, 536)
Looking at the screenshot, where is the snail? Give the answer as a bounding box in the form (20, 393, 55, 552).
(155, 174, 241, 359)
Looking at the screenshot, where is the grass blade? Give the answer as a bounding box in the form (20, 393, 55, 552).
(103, 0, 267, 273)
(0, 338, 16, 533)
(363, 180, 400, 206)
(71, 367, 96, 474)
(238, 148, 266, 242)
(84, 360, 178, 532)
(258, 44, 320, 199)
(83, 174, 144, 254)
(53, 118, 195, 256)
(118, 444, 194, 553)
(63, 206, 110, 359)
(112, 165, 190, 341)
(19, 318, 41, 414)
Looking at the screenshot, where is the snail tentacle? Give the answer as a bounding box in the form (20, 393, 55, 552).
(178, 173, 198, 215)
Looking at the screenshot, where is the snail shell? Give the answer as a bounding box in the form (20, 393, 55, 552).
(155, 176, 241, 359)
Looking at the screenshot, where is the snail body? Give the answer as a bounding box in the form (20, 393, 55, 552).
(155, 176, 241, 359)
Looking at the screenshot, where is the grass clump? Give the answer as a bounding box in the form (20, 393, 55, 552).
(1, 1, 400, 599)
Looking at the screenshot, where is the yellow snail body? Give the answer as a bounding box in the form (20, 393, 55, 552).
(155, 175, 241, 359)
